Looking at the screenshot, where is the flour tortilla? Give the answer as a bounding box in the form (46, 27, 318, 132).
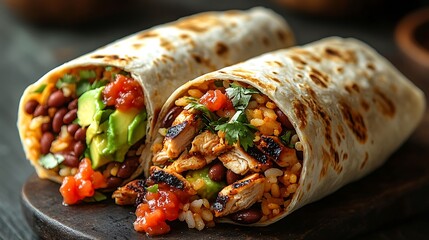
(155, 37, 426, 225)
(17, 7, 295, 183)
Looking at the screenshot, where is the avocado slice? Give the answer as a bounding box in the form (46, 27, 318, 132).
(128, 109, 147, 146)
(77, 87, 105, 127)
(186, 166, 226, 201)
(103, 109, 139, 161)
(90, 134, 113, 169)
(86, 109, 113, 144)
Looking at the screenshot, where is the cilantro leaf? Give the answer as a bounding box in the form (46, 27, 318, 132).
(83, 191, 107, 203)
(225, 83, 259, 111)
(215, 121, 256, 151)
(76, 80, 91, 97)
(147, 184, 159, 193)
(33, 84, 47, 93)
(56, 74, 77, 89)
(185, 97, 219, 131)
(39, 153, 64, 169)
(79, 70, 96, 79)
(280, 130, 296, 148)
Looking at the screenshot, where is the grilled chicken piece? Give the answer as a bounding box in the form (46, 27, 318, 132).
(112, 179, 145, 206)
(189, 130, 229, 162)
(147, 166, 197, 195)
(212, 173, 265, 217)
(152, 109, 202, 164)
(166, 150, 207, 173)
(218, 146, 272, 175)
(256, 136, 298, 167)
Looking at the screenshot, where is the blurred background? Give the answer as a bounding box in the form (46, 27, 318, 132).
(1, 0, 428, 239)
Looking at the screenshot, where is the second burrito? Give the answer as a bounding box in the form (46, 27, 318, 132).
(116, 37, 425, 235)
(17, 7, 294, 204)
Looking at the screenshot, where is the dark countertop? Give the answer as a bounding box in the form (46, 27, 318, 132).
(1, 0, 428, 239)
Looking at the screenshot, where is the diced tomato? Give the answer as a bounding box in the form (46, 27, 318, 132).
(199, 89, 231, 112)
(133, 187, 182, 236)
(59, 158, 107, 205)
(102, 74, 145, 111)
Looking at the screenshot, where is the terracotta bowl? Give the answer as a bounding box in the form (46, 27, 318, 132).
(396, 7, 429, 68)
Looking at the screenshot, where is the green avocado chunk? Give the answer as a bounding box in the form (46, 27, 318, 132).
(104, 109, 139, 161)
(77, 87, 105, 127)
(90, 134, 113, 169)
(186, 166, 226, 201)
(128, 110, 147, 146)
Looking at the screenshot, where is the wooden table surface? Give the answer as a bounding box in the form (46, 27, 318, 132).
(1, 0, 428, 239)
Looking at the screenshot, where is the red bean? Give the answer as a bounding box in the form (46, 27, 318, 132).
(161, 106, 183, 128)
(63, 154, 79, 168)
(275, 108, 294, 129)
(226, 169, 241, 185)
(117, 157, 140, 179)
(47, 90, 66, 107)
(52, 108, 67, 133)
(41, 122, 51, 132)
(25, 99, 39, 115)
(67, 124, 80, 136)
(229, 208, 262, 224)
(73, 141, 85, 157)
(40, 132, 55, 155)
(68, 99, 78, 110)
(74, 128, 86, 141)
(106, 177, 123, 189)
(208, 162, 226, 182)
(63, 109, 77, 124)
(33, 105, 48, 117)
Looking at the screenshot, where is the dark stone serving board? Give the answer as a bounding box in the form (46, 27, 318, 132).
(21, 137, 429, 240)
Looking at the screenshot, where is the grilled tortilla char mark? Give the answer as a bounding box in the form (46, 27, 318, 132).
(218, 146, 272, 175)
(112, 179, 146, 206)
(257, 135, 298, 167)
(213, 173, 265, 217)
(166, 150, 207, 173)
(154, 109, 202, 164)
(148, 166, 197, 195)
(189, 130, 230, 162)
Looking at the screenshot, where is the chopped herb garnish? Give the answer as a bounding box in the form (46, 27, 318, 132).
(91, 79, 109, 89)
(79, 70, 96, 79)
(39, 153, 64, 169)
(33, 84, 47, 93)
(280, 130, 296, 148)
(105, 66, 113, 71)
(83, 191, 107, 202)
(76, 80, 91, 96)
(225, 83, 259, 111)
(215, 120, 257, 151)
(147, 184, 159, 193)
(56, 74, 77, 89)
(185, 97, 219, 131)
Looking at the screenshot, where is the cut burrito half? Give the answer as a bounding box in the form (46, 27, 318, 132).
(17, 7, 294, 205)
(113, 37, 425, 235)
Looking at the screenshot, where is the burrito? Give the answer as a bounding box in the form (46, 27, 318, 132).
(17, 7, 294, 205)
(117, 37, 425, 235)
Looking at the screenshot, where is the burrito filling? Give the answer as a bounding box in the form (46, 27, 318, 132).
(121, 80, 303, 235)
(22, 66, 147, 204)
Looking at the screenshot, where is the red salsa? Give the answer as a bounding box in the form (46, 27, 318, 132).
(199, 89, 232, 111)
(102, 74, 145, 111)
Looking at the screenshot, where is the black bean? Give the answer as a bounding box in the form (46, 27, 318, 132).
(41, 122, 51, 132)
(229, 208, 263, 224)
(73, 141, 85, 157)
(74, 127, 86, 141)
(63, 154, 79, 168)
(275, 108, 294, 129)
(226, 169, 241, 185)
(25, 99, 39, 115)
(67, 124, 80, 136)
(33, 105, 49, 117)
(161, 106, 183, 128)
(106, 177, 123, 189)
(68, 99, 78, 110)
(52, 108, 67, 133)
(208, 162, 226, 182)
(47, 90, 66, 107)
(63, 109, 77, 124)
(40, 132, 55, 155)
(117, 157, 140, 179)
